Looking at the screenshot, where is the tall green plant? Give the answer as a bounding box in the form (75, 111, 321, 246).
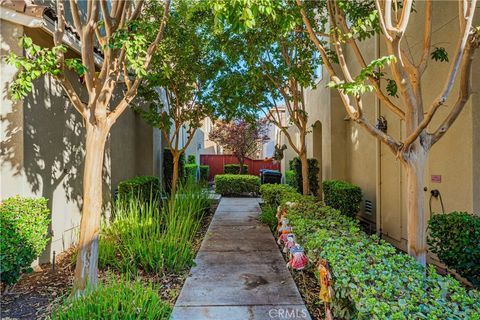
(99, 182, 209, 274)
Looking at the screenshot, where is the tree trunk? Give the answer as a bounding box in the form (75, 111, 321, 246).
(300, 152, 310, 195)
(239, 158, 245, 174)
(171, 153, 179, 195)
(404, 146, 428, 266)
(73, 123, 109, 295)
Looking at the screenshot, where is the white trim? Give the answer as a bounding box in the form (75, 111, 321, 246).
(0, 7, 44, 28)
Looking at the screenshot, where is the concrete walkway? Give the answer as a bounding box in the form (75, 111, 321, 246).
(171, 197, 311, 320)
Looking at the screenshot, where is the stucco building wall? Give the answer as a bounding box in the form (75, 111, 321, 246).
(1, 23, 158, 264)
(298, 1, 479, 255)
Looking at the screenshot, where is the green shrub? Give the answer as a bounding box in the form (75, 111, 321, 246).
(187, 154, 196, 164)
(285, 170, 296, 188)
(258, 206, 277, 231)
(290, 157, 320, 196)
(259, 183, 301, 208)
(322, 179, 362, 217)
(163, 149, 185, 193)
(199, 165, 210, 182)
(117, 176, 161, 202)
(99, 183, 209, 274)
(224, 164, 248, 174)
(185, 164, 198, 182)
(0, 196, 51, 286)
(428, 212, 480, 287)
(51, 277, 171, 319)
(215, 174, 260, 196)
(283, 196, 480, 319)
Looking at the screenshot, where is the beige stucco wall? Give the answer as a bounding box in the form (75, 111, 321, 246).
(301, 1, 479, 254)
(1, 23, 157, 264)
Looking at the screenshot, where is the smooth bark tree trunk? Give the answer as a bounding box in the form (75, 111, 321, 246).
(171, 153, 180, 195)
(239, 158, 245, 174)
(73, 123, 109, 295)
(404, 146, 428, 265)
(300, 152, 310, 195)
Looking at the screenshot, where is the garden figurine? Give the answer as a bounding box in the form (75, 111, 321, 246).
(277, 224, 292, 245)
(276, 207, 287, 234)
(287, 243, 308, 270)
(283, 234, 296, 255)
(318, 259, 334, 320)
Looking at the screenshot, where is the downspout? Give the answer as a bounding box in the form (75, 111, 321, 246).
(375, 33, 382, 235)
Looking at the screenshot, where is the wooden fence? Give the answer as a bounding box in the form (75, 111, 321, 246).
(200, 154, 281, 181)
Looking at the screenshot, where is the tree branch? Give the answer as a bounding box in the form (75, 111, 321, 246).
(69, 0, 83, 35)
(58, 76, 88, 118)
(100, 0, 113, 37)
(431, 32, 477, 145)
(297, 0, 402, 155)
(418, 0, 432, 74)
(107, 0, 170, 126)
(400, 0, 478, 150)
(375, 0, 394, 41)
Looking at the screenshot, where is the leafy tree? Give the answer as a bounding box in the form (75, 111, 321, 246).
(213, 5, 319, 195)
(135, 0, 224, 195)
(5, 0, 171, 293)
(213, 0, 480, 265)
(209, 119, 269, 173)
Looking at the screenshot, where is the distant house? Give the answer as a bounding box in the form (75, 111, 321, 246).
(0, 0, 162, 264)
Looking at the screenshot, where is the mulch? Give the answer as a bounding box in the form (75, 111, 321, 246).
(272, 232, 326, 320)
(0, 201, 217, 320)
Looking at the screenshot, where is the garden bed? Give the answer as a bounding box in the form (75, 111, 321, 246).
(258, 184, 480, 320)
(0, 201, 217, 320)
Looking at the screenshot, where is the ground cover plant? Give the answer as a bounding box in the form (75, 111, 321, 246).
(261, 190, 480, 319)
(51, 276, 172, 319)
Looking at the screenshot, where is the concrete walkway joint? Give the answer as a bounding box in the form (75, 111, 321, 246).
(171, 197, 311, 320)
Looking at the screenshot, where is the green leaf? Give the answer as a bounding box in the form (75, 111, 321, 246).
(431, 47, 449, 62)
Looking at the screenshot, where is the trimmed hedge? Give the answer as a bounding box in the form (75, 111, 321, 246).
(163, 149, 185, 193)
(259, 183, 301, 208)
(215, 174, 260, 196)
(281, 197, 480, 319)
(52, 278, 171, 319)
(290, 157, 320, 196)
(322, 179, 362, 217)
(200, 165, 209, 183)
(285, 170, 296, 188)
(428, 211, 480, 287)
(117, 176, 161, 202)
(185, 164, 198, 182)
(224, 164, 248, 174)
(0, 196, 51, 286)
(187, 154, 196, 164)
